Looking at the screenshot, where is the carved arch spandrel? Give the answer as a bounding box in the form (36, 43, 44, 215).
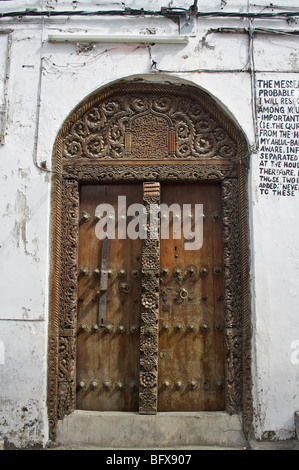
(58, 82, 247, 164)
(48, 81, 252, 441)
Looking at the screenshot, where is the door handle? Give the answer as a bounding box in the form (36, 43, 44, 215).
(179, 287, 188, 299)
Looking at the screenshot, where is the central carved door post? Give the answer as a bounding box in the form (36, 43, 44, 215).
(139, 182, 161, 414)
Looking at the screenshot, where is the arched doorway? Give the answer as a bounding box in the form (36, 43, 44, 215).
(47, 79, 252, 441)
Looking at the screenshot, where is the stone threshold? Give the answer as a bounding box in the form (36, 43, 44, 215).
(55, 410, 246, 449)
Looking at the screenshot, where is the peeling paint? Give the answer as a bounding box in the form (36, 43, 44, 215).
(196, 36, 215, 51)
(21, 307, 31, 320)
(2, 202, 12, 218)
(13, 190, 30, 254)
(18, 168, 31, 180)
(31, 236, 40, 262)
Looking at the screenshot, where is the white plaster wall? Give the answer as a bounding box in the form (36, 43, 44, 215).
(0, 22, 50, 448)
(0, 0, 298, 447)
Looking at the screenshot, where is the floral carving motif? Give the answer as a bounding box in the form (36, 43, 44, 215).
(139, 182, 160, 414)
(62, 90, 238, 162)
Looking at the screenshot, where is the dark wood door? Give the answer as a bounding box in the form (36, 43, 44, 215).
(158, 183, 225, 411)
(76, 182, 225, 412)
(76, 184, 142, 411)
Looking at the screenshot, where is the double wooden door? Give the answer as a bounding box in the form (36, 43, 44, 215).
(76, 182, 225, 412)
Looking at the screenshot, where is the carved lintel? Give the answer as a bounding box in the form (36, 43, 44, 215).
(62, 163, 238, 182)
(61, 84, 243, 163)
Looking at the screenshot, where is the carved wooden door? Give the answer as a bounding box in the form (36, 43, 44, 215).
(76, 184, 143, 411)
(158, 183, 225, 411)
(76, 182, 225, 412)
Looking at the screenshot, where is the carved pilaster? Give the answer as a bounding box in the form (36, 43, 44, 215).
(57, 179, 79, 420)
(222, 178, 243, 414)
(139, 182, 160, 414)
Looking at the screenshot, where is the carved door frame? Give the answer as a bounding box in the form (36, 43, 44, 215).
(47, 80, 252, 441)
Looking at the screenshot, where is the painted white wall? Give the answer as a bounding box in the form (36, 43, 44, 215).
(0, 1, 298, 447)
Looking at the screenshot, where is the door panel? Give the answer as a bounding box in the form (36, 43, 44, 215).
(158, 183, 225, 411)
(76, 182, 225, 412)
(76, 184, 142, 411)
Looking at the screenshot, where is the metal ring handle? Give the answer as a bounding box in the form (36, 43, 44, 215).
(179, 287, 188, 299)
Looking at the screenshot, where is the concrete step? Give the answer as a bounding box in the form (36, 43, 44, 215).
(55, 411, 246, 449)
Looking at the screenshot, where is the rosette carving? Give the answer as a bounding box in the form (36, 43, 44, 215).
(62, 89, 238, 162)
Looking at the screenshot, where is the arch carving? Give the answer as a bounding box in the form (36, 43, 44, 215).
(48, 81, 252, 440)
(62, 84, 241, 163)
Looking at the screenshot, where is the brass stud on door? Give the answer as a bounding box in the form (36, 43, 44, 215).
(104, 324, 114, 333)
(117, 324, 126, 334)
(116, 381, 124, 390)
(93, 268, 101, 277)
(189, 379, 198, 390)
(103, 380, 112, 390)
(173, 267, 183, 278)
(78, 323, 89, 333)
(80, 267, 89, 277)
(175, 380, 183, 390)
(163, 380, 170, 389)
(200, 323, 209, 332)
(187, 266, 197, 277)
(78, 380, 87, 390)
(213, 266, 222, 276)
(130, 324, 138, 334)
(94, 213, 102, 222)
(81, 211, 90, 222)
(174, 322, 183, 332)
(212, 210, 220, 221)
(90, 380, 99, 390)
(161, 267, 170, 277)
(200, 266, 209, 276)
(187, 322, 196, 332)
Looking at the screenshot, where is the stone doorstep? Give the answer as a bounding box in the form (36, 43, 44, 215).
(55, 411, 246, 449)
(295, 411, 299, 440)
